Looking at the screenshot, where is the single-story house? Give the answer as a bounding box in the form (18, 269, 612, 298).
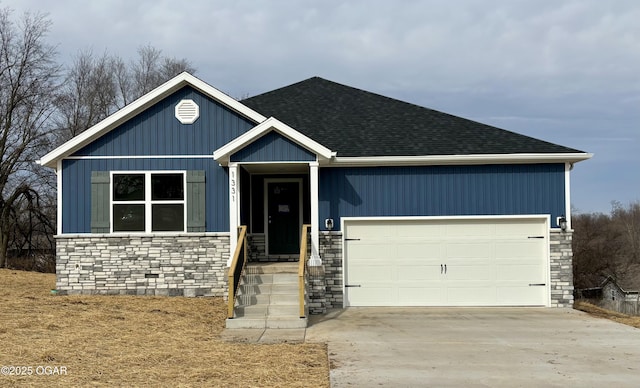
(39, 72, 591, 310)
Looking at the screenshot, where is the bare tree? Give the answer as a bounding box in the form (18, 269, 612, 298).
(573, 200, 640, 289)
(0, 8, 59, 268)
(128, 44, 195, 104)
(611, 200, 640, 265)
(53, 49, 116, 142)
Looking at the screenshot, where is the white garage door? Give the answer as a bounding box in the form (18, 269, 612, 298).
(343, 217, 549, 307)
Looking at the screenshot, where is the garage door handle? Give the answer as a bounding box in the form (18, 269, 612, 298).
(528, 236, 544, 239)
(345, 284, 361, 288)
(345, 238, 361, 241)
(529, 283, 546, 286)
(441, 264, 447, 274)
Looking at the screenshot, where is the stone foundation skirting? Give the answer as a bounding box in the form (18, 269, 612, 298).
(55, 234, 230, 297)
(54, 228, 573, 309)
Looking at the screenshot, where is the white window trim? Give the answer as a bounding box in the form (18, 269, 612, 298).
(110, 170, 187, 234)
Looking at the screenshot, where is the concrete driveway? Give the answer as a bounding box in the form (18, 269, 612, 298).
(305, 307, 640, 387)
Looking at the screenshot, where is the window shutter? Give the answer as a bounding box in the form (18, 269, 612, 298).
(91, 171, 110, 233)
(187, 170, 206, 232)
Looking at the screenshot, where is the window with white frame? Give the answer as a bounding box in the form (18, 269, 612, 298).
(112, 172, 185, 232)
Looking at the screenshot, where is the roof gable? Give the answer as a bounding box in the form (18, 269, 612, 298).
(242, 77, 588, 159)
(230, 131, 316, 163)
(214, 117, 333, 166)
(39, 72, 266, 168)
(70, 86, 256, 157)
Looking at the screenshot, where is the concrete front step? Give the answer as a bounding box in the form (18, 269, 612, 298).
(226, 262, 307, 329)
(225, 316, 308, 329)
(235, 304, 300, 317)
(238, 283, 298, 295)
(240, 273, 298, 285)
(244, 262, 299, 274)
(235, 293, 299, 306)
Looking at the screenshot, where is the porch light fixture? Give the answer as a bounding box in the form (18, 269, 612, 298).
(558, 216, 567, 232)
(325, 218, 334, 231)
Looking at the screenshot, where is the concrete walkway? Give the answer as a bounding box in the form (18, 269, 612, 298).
(219, 327, 307, 344)
(222, 307, 640, 387)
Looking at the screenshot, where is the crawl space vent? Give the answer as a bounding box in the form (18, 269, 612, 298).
(175, 99, 200, 124)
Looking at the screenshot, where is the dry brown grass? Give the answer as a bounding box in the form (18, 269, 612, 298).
(574, 300, 640, 329)
(0, 269, 329, 387)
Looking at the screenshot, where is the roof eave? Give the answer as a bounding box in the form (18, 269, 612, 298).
(329, 152, 593, 167)
(38, 72, 267, 169)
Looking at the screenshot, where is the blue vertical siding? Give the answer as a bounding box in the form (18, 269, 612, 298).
(62, 158, 229, 233)
(318, 164, 566, 231)
(62, 85, 259, 233)
(231, 131, 316, 162)
(73, 86, 256, 156)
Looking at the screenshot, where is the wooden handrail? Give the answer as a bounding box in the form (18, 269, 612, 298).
(227, 225, 248, 319)
(298, 224, 311, 318)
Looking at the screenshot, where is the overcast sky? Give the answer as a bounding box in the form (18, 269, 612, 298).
(3, 0, 639, 214)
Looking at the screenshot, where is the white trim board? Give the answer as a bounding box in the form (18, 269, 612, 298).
(331, 153, 593, 167)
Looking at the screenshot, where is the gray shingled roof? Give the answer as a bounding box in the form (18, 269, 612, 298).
(241, 77, 583, 157)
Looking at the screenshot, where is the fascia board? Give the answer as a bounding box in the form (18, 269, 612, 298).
(39, 72, 267, 169)
(213, 117, 334, 165)
(330, 153, 593, 167)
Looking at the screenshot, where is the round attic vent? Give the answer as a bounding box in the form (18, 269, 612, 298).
(175, 99, 200, 124)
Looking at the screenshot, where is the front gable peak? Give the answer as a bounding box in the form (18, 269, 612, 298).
(213, 117, 334, 166)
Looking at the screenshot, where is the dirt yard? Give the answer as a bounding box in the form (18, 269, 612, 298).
(574, 300, 640, 329)
(0, 269, 329, 387)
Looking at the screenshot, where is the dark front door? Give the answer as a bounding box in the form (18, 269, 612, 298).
(267, 181, 300, 255)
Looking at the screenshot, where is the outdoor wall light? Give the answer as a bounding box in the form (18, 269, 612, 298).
(325, 218, 334, 231)
(558, 216, 568, 232)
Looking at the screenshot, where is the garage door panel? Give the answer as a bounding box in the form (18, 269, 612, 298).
(447, 286, 497, 306)
(497, 264, 545, 281)
(497, 286, 546, 305)
(397, 243, 443, 260)
(446, 265, 494, 281)
(396, 222, 445, 237)
(344, 217, 549, 307)
(495, 241, 544, 258)
(348, 265, 395, 283)
(397, 265, 441, 281)
(348, 243, 393, 261)
(446, 222, 493, 237)
(398, 286, 445, 305)
(446, 242, 492, 259)
(495, 219, 544, 236)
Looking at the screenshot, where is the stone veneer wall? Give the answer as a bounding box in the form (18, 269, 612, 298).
(306, 231, 343, 314)
(550, 230, 574, 308)
(55, 234, 230, 297)
(319, 232, 344, 309)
